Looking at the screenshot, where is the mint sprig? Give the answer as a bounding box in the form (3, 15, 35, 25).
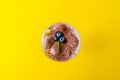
(58, 41, 60, 53)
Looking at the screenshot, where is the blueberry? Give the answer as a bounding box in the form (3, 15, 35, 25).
(56, 31, 63, 38)
(59, 36, 66, 43)
(54, 36, 59, 41)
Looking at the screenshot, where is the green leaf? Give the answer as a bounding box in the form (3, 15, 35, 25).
(58, 41, 60, 53)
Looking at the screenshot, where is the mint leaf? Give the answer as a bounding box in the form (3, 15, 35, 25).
(58, 41, 60, 53)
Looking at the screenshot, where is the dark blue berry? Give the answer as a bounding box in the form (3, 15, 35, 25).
(59, 36, 66, 43)
(54, 36, 59, 41)
(56, 31, 63, 38)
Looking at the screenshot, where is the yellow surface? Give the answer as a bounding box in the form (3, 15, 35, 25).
(0, 0, 120, 80)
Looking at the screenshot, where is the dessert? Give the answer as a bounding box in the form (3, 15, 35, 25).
(42, 22, 80, 61)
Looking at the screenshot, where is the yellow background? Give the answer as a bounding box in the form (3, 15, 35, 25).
(0, 0, 120, 80)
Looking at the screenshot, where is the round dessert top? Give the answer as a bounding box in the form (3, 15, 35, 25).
(42, 22, 80, 61)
